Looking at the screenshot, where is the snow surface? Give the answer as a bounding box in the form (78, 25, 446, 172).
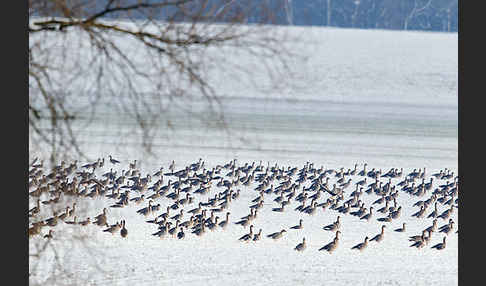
(29, 24, 457, 286)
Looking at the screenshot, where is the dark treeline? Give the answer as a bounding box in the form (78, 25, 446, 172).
(31, 0, 458, 32)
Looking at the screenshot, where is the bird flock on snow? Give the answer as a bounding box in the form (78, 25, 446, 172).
(29, 157, 458, 253)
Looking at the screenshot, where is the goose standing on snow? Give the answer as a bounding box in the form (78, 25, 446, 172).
(136, 200, 153, 216)
(319, 231, 341, 253)
(253, 229, 263, 241)
(323, 216, 341, 232)
(267, 229, 287, 240)
(290, 219, 303, 230)
(425, 219, 438, 233)
(177, 227, 185, 240)
(351, 236, 369, 252)
(427, 202, 439, 218)
(431, 237, 447, 250)
(439, 220, 455, 235)
(394, 223, 406, 232)
(409, 232, 426, 249)
(43, 229, 54, 239)
(294, 237, 306, 252)
(93, 208, 108, 226)
(370, 225, 386, 243)
(120, 220, 128, 238)
(103, 221, 122, 235)
(218, 212, 231, 230)
(409, 230, 427, 242)
(239, 225, 254, 242)
(109, 155, 120, 165)
(360, 207, 374, 222)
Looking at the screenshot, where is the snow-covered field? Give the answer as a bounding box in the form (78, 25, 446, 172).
(29, 25, 457, 286)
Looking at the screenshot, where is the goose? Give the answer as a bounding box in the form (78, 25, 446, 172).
(360, 207, 374, 221)
(28, 199, 41, 217)
(177, 227, 185, 239)
(66, 202, 76, 216)
(390, 206, 402, 219)
(45, 212, 59, 227)
(129, 160, 137, 170)
(120, 220, 127, 238)
(169, 220, 180, 236)
(294, 237, 306, 252)
(294, 200, 306, 212)
(203, 210, 216, 225)
(79, 217, 91, 226)
(372, 195, 386, 205)
(351, 236, 369, 251)
(208, 217, 220, 231)
(323, 216, 341, 232)
(239, 225, 254, 242)
(152, 222, 171, 239)
(411, 205, 426, 218)
(253, 229, 262, 241)
(43, 229, 54, 239)
(394, 223, 406, 232)
(409, 230, 427, 242)
(130, 194, 145, 205)
(438, 219, 454, 231)
(388, 199, 398, 213)
(28, 222, 43, 238)
(194, 209, 208, 224)
(157, 206, 171, 220)
(65, 216, 77, 225)
(110, 196, 129, 208)
(439, 221, 455, 235)
(338, 202, 351, 214)
(252, 192, 265, 203)
(103, 221, 122, 235)
(350, 199, 362, 209)
(192, 223, 206, 236)
(218, 212, 231, 230)
(370, 225, 386, 243)
(427, 202, 439, 218)
(171, 209, 184, 221)
(188, 202, 203, 215)
(146, 216, 159, 224)
(377, 215, 393, 223)
(58, 206, 70, 221)
(432, 170, 443, 179)
(319, 231, 341, 253)
(377, 201, 389, 214)
(180, 216, 195, 229)
(250, 200, 264, 210)
(272, 202, 285, 212)
(109, 155, 120, 165)
(290, 219, 303, 230)
(358, 163, 367, 176)
(410, 236, 425, 249)
(235, 219, 251, 228)
(304, 201, 318, 215)
(267, 229, 287, 240)
(437, 205, 454, 220)
(356, 177, 367, 187)
(350, 203, 366, 217)
(424, 230, 433, 245)
(425, 219, 438, 233)
(136, 200, 153, 216)
(93, 208, 108, 226)
(431, 237, 447, 250)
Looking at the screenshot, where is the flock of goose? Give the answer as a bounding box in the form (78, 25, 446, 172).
(28, 157, 458, 254)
